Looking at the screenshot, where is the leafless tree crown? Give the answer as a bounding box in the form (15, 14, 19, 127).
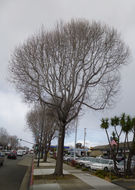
(9, 19, 129, 124)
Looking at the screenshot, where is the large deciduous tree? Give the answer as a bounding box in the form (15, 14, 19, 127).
(9, 19, 129, 175)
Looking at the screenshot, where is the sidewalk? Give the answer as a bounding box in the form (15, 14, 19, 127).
(30, 158, 126, 190)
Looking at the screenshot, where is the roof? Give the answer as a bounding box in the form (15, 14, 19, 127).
(92, 142, 133, 151)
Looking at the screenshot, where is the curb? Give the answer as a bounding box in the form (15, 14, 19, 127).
(30, 161, 34, 186)
(19, 166, 31, 190)
(19, 157, 34, 190)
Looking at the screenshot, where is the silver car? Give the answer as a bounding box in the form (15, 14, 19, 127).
(117, 159, 135, 173)
(87, 158, 114, 171)
(77, 157, 97, 167)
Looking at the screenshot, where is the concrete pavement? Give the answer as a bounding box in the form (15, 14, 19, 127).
(30, 158, 126, 190)
(18, 154, 33, 190)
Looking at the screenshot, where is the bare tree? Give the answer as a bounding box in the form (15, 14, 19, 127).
(8, 135, 19, 149)
(9, 19, 129, 175)
(0, 127, 9, 148)
(26, 104, 57, 162)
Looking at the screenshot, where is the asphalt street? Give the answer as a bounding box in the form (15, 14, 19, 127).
(0, 155, 30, 190)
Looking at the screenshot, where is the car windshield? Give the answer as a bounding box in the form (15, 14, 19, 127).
(88, 157, 96, 162)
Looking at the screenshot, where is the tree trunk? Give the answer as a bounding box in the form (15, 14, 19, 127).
(112, 153, 119, 175)
(126, 141, 135, 175)
(44, 150, 48, 162)
(123, 134, 127, 176)
(41, 146, 44, 159)
(126, 152, 132, 175)
(54, 124, 65, 176)
(43, 140, 51, 162)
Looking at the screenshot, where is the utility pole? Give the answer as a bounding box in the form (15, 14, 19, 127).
(74, 119, 78, 160)
(84, 128, 86, 156)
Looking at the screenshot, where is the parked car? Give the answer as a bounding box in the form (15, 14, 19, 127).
(22, 150, 27, 155)
(29, 149, 34, 154)
(63, 155, 79, 162)
(76, 157, 97, 167)
(5, 150, 11, 155)
(17, 150, 23, 156)
(0, 151, 5, 166)
(87, 158, 115, 171)
(116, 156, 124, 162)
(117, 159, 135, 173)
(7, 152, 17, 159)
(81, 157, 98, 168)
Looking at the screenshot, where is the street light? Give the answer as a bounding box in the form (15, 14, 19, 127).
(19, 138, 35, 145)
(84, 128, 86, 156)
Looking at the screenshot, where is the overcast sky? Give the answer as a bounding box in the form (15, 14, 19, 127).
(0, 0, 135, 148)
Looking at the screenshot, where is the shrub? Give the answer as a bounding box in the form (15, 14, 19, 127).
(94, 170, 118, 181)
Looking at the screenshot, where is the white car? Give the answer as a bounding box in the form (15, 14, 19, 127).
(76, 157, 97, 167)
(63, 155, 78, 162)
(87, 158, 114, 171)
(22, 150, 27, 155)
(117, 159, 135, 173)
(30, 149, 34, 154)
(17, 150, 23, 156)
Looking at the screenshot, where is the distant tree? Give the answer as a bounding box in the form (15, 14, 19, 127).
(0, 127, 9, 148)
(9, 19, 129, 175)
(27, 104, 58, 162)
(76, 143, 82, 149)
(8, 135, 19, 149)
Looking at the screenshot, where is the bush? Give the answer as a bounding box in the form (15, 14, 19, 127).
(82, 167, 88, 171)
(94, 170, 118, 181)
(95, 170, 107, 179)
(75, 165, 81, 169)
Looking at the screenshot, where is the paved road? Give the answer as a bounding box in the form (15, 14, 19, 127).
(0, 154, 32, 190)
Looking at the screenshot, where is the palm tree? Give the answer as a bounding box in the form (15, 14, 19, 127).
(120, 113, 132, 175)
(126, 116, 135, 175)
(111, 116, 120, 138)
(101, 118, 110, 143)
(101, 118, 119, 175)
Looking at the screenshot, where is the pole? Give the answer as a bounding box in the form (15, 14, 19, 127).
(84, 128, 86, 156)
(19, 139, 35, 145)
(74, 119, 78, 160)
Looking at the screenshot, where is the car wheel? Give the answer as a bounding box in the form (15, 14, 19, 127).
(104, 167, 108, 172)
